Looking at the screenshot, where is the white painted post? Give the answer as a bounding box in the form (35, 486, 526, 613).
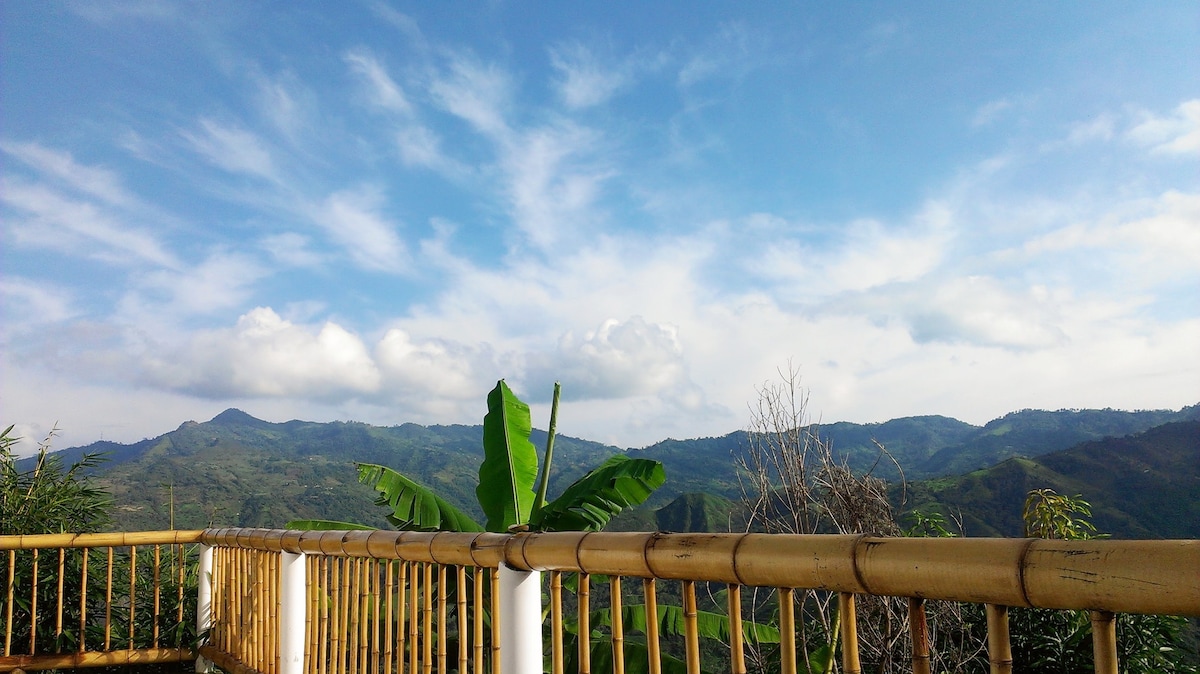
(279, 551, 307, 674)
(195, 544, 214, 673)
(498, 564, 542, 674)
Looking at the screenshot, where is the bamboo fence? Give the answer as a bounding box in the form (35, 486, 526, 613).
(0, 530, 204, 673)
(199, 528, 1200, 674)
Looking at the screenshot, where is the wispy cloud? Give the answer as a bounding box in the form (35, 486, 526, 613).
(1128, 99, 1200, 156)
(345, 49, 413, 114)
(308, 187, 409, 273)
(182, 119, 281, 182)
(550, 42, 631, 109)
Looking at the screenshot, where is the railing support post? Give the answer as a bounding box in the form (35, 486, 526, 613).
(196, 544, 214, 673)
(498, 563, 542, 674)
(280, 551, 307, 674)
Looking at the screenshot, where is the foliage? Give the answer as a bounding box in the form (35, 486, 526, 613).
(1, 425, 111, 535)
(1007, 488, 1197, 673)
(290, 380, 665, 534)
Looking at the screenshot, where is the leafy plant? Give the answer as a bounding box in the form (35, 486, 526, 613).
(290, 380, 665, 534)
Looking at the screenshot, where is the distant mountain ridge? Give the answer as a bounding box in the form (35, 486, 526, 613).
(31, 403, 1199, 536)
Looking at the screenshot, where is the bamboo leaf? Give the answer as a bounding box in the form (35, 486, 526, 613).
(531, 455, 665, 532)
(357, 462, 483, 532)
(477, 380, 539, 532)
(284, 519, 377, 531)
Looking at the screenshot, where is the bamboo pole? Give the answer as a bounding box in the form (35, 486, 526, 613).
(318, 557, 330, 674)
(372, 561, 382, 674)
(5, 550, 13, 656)
(176, 544, 185, 646)
(0, 530, 204, 551)
(643, 578, 660, 674)
(1, 645, 194, 671)
(839, 593, 860, 674)
(682, 580, 700, 674)
(473, 567, 483, 674)
(908, 597, 930, 674)
(105, 548, 113, 652)
(330, 557, 342, 674)
(153, 545, 161, 648)
(610, 576, 625, 674)
(576, 573, 590, 674)
(778, 587, 796, 674)
(422, 563, 433, 674)
(550, 571, 563, 674)
(1091, 611, 1118, 674)
(398, 561, 408, 674)
(409, 562, 419, 674)
(727, 584, 745, 674)
(438, 564, 447, 674)
(128, 546, 137, 650)
(457, 565, 468, 674)
(79, 548, 89, 653)
(489, 568, 499, 674)
(383, 560, 394, 674)
(55, 548, 65, 651)
(30, 548, 38, 654)
(985, 604, 1012, 674)
(348, 559, 360, 674)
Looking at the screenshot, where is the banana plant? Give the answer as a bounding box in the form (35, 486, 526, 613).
(288, 380, 665, 533)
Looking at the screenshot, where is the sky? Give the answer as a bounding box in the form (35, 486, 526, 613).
(2, 2, 1198, 455)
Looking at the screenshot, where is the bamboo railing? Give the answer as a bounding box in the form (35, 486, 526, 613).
(201, 528, 1200, 674)
(0, 530, 204, 673)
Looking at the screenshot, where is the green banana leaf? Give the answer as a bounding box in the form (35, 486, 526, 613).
(531, 455, 666, 532)
(565, 636, 686, 674)
(587, 603, 780, 644)
(357, 462, 483, 532)
(477, 380, 539, 532)
(284, 519, 377, 531)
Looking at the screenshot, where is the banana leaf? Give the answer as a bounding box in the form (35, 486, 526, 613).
(565, 636, 686, 674)
(477, 380, 539, 532)
(587, 603, 780, 644)
(357, 462, 483, 532)
(284, 519, 377, 531)
(531, 455, 665, 532)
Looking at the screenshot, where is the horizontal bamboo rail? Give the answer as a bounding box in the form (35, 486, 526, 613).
(202, 528, 1200, 617)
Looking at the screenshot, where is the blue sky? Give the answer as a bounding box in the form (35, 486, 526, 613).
(2, 2, 1197, 453)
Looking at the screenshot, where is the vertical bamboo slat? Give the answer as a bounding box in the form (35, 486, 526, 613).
(550, 571, 564, 674)
(682, 580, 700, 674)
(473, 567, 484, 674)
(839, 593, 861, 674)
(318, 557, 330, 674)
(348, 558, 360, 674)
(384, 560, 395, 674)
(490, 568, 500, 674)
(643, 578, 660, 674)
(398, 561, 408, 674)
(985, 604, 1012, 674)
(105, 547, 114, 651)
(1091, 610, 1118, 674)
(177, 543, 185, 645)
(438, 564, 448, 674)
(578, 572, 591, 674)
(55, 548, 65, 650)
(427, 561, 436, 671)
(778, 587, 796, 674)
(153, 545, 161, 648)
(457, 565, 468, 674)
(30, 547, 38, 654)
(5, 550, 14, 655)
(409, 562, 420, 674)
(610, 576, 625, 674)
(727, 584, 745, 674)
(372, 561, 382, 674)
(79, 548, 89, 653)
(128, 546, 136, 649)
(908, 597, 930, 674)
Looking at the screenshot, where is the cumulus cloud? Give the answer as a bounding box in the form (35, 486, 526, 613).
(375, 329, 493, 401)
(143, 307, 381, 399)
(1127, 100, 1200, 156)
(526, 316, 688, 400)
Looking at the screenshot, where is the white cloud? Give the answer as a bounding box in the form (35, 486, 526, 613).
(1, 178, 178, 268)
(182, 119, 280, 182)
(128, 251, 267, 317)
(260, 232, 324, 268)
(550, 42, 630, 109)
(2, 141, 141, 209)
(345, 49, 413, 114)
(1, 277, 77, 327)
(1127, 99, 1200, 156)
(430, 55, 512, 137)
(971, 99, 1014, 128)
(308, 187, 408, 272)
(375, 329, 493, 402)
(526, 316, 688, 400)
(143, 307, 381, 399)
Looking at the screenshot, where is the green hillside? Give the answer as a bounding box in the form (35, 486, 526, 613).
(901, 420, 1200, 539)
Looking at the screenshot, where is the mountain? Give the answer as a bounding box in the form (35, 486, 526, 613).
(900, 420, 1200, 539)
(26, 403, 1199, 535)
